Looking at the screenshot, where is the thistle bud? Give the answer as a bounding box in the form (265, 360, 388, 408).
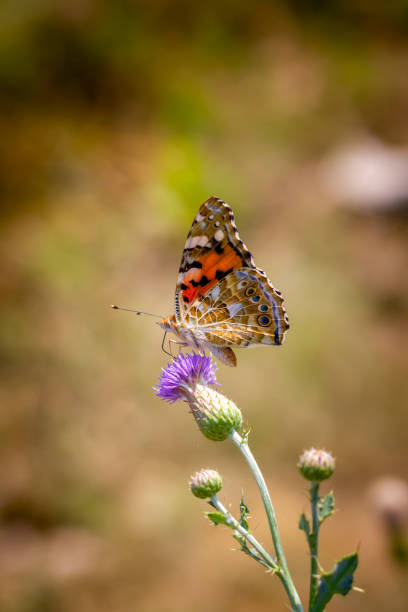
(298, 448, 335, 482)
(190, 469, 223, 499)
(367, 477, 408, 565)
(188, 384, 242, 441)
(368, 477, 408, 530)
(155, 352, 242, 441)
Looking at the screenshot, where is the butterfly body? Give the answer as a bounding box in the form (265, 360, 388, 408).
(158, 197, 289, 366)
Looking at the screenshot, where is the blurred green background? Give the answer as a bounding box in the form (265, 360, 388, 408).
(1, 1, 408, 611)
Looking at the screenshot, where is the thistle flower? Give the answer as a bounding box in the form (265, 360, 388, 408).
(190, 469, 223, 499)
(298, 448, 335, 482)
(155, 352, 218, 403)
(155, 352, 242, 441)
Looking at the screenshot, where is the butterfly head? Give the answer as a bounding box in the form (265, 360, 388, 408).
(158, 314, 177, 332)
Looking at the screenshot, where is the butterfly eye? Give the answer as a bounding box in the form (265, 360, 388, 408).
(257, 314, 271, 327)
(251, 295, 260, 303)
(259, 304, 269, 312)
(245, 287, 255, 297)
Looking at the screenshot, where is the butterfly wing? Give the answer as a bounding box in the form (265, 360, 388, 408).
(185, 268, 289, 350)
(175, 196, 258, 322)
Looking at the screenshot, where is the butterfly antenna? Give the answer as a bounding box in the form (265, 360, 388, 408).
(110, 305, 164, 319)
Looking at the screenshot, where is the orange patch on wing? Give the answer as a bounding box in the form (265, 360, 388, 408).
(194, 277, 218, 300)
(201, 245, 242, 277)
(181, 244, 243, 304)
(182, 285, 199, 303)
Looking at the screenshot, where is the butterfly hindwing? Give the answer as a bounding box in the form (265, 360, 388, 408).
(184, 268, 289, 347)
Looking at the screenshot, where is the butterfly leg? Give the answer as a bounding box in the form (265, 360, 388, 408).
(161, 331, 174, 358)
(197, 350, 207, 377)
(168, 338, 188, 358)
(161, 332, 187, 359)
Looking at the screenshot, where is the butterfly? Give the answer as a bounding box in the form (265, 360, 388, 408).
(158, 196, 289, 366)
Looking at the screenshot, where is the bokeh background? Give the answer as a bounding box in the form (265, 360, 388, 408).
(1, 1, 408, 611)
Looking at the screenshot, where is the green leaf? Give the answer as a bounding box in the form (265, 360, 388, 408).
(311, 552, 359, 612)
(239, 494, 250, 531)
(206, 511, 230, 527)
(240, 494, 250, 517)
(233, 534, 271, 569)
(233, 532, 247, 547)
(241, 428, 250, 442)
(318, 492, 335, 524)
(299, 513, 311, 538)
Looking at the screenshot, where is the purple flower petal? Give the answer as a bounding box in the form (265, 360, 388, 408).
(154, 352, 218, 403)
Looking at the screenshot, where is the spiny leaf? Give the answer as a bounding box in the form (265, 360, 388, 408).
(299, 513, 311, 538)
(233, 534, 270, 568)
(233, 532, 247, 548)
(241, 428, 250, 442)
(318, 492, 335, 524)
(239, 494, 250, 531)
(311, 552, 359, 612)
(206, 511, 230, 527)
(240, 494, 250, 517)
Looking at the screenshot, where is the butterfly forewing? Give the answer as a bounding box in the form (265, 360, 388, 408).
(175, 197, 256, 322)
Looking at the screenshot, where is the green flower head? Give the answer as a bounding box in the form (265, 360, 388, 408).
(190, 469, 223, 499)
(298, 448, 335, 482)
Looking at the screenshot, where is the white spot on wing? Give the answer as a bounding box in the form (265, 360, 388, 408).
(186, 235, 209, 248)
(214, 229, 224, 241)
(212, 285, 220, 300)
(227, 302, 242, 317)
(197, 235, 209, 247)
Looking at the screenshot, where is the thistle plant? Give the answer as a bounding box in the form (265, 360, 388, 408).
(155, 353, 359, 611)
(368, 476, 408, 566)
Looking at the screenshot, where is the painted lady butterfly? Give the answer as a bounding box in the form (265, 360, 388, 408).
(158, 196, 289, 366)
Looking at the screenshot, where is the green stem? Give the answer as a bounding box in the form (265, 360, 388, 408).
(309, 482, 320, 610)
(229, 430, 303, 612)
(211, 494, 278, 571)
